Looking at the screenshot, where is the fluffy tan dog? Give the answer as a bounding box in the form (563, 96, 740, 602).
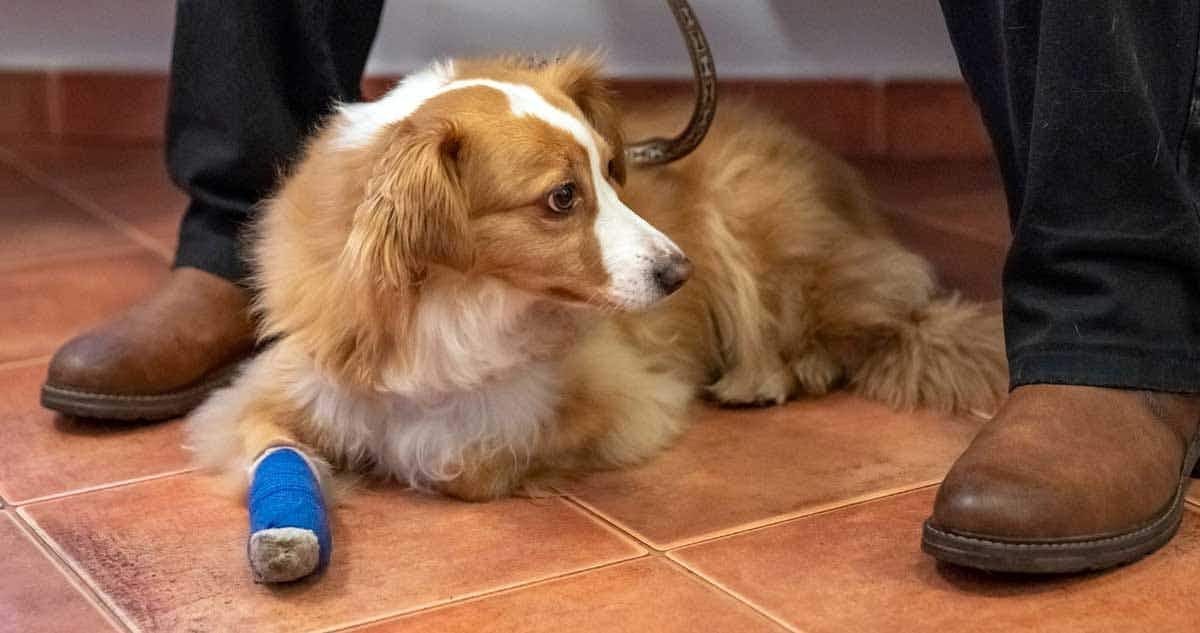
(189, 53, 1005, 508)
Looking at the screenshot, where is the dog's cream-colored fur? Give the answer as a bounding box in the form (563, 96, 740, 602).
(188, 54, 1006, 502)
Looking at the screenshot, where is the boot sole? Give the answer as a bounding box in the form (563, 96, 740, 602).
(40, 359, 245, 422)
(922, 433, 1200, 574)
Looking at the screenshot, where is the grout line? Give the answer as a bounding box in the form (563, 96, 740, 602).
(12, 467, 197, 507)
(562, 493, 666, 549)
(0, 354, 53, 373)
(659, 555, 800, 633)
(7, 509, 136, 633)
(670, 482, 942, 554)
(558, 493, 656, 552)
(665, 553, 806, 633)
(0, 242, 149, 275)
(312, 555, 648, 633)
(566, 479, 942, 553)
(0, 146, 173, 262)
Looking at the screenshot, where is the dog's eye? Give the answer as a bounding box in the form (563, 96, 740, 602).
(607, 159, 617, 178)
(548, 183, 578, 213)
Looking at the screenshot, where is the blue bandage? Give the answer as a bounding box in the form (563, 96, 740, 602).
(248, 447, 331, 569)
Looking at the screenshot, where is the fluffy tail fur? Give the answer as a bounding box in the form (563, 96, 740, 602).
(850, 296, 1007, 416)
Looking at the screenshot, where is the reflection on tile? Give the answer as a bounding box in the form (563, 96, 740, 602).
(854, 158, 1011, 248)
(23, 474, 644, 633)
(883, 82, 991, 160)
(359, 558, 784, 633)
(674, 488, 1200, 633)
(617, 79, 884, 157)
(79, 178, 186, 247)
(0, 363, 190, 504)
(854, 158, 1005, 207)
(897, 190, 1010, 247)
(0, 72, 50, 136)
(568, 396, 981, 549)
(881, 210, 1006, 302)
(0, 249, 165, 364)
(55, 73, 168, 141)
(0, 512, 119, 633)
(8, 143, 168, 190)
(0, 190, 135, 270)
(0, 163, 39, 195)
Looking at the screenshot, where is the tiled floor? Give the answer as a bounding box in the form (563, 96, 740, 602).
(1, 138, 1197, 633)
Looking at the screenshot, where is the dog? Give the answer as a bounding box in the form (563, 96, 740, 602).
(188, 52, 1006, 504)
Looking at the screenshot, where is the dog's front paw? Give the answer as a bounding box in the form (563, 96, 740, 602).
(249, 527, 321, 583)
(706, 363, 795, 407)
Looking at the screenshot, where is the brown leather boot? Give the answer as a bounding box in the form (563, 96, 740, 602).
(923, 385, 1200, 573)
(40, 267, 256, 421)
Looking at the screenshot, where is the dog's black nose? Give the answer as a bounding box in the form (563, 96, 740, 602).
(653, 253, 692, 295)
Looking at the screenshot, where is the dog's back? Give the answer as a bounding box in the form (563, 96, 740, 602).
(616, 98, 1007, 413)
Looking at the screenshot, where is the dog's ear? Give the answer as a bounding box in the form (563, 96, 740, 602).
(343, 118, 473, 290)
(549, 52, 626, 184)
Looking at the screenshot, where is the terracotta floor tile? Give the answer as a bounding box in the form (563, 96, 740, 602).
(3, 144, 186, 253)
(54, 73, 167, 142)
(0, 511, 120, 633)
(357, 558, 784, 633)
(720, 80, 881, 157)
(0, 72, 50, 136)
(902, 190, 1010, 247)
(881, 209, 1006, 302)
(883, 82, 992, 160)
(855, 158, 1011, 247)
(673, 488, 1200, 633)
(613, 79, 882, 156)
(566, 396, 982, 549)
(7, 143, 168, 190)
(0, 249, 166, 364)
(69, 176, 186, 251)
(846, 158, 1009, 302)
(0, 362, 190, 504)
(0, 189, 136, 270)
(855, 158, 1004, 208)
(0, 162, 40, 195)
(22, 474, 644, 633)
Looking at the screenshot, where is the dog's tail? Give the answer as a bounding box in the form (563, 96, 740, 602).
(850, 296, 1007, 417)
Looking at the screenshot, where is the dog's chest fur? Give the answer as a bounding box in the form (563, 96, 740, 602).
(284, 276, 571, 489)
(288, 360, 560, 488)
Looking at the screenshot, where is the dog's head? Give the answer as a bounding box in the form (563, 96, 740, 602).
(335, 53, 690, 312)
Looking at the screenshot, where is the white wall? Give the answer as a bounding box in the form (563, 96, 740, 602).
(0, 1, 961, 79)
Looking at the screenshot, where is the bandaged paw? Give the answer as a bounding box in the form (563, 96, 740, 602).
(249, 527, 321, 583)
(247, 447, 330, 583)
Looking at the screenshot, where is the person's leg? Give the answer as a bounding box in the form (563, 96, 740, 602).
(925, 0, 1200, 573)
(41, 1, 385, 420)
(169, 0, 385, 283)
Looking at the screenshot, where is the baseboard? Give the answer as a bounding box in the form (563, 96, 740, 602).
(0, 71, 991, 160)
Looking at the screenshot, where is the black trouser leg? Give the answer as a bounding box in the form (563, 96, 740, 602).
(167, 0, 385, 283)
(941, 0, 1200, 392)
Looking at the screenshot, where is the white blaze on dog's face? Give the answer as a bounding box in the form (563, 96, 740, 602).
(336, 57, 691, 311)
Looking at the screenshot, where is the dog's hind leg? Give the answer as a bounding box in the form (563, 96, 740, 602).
(810, 238, 1007, 415)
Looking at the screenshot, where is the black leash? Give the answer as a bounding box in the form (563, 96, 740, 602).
(624, 0, 718, 166)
